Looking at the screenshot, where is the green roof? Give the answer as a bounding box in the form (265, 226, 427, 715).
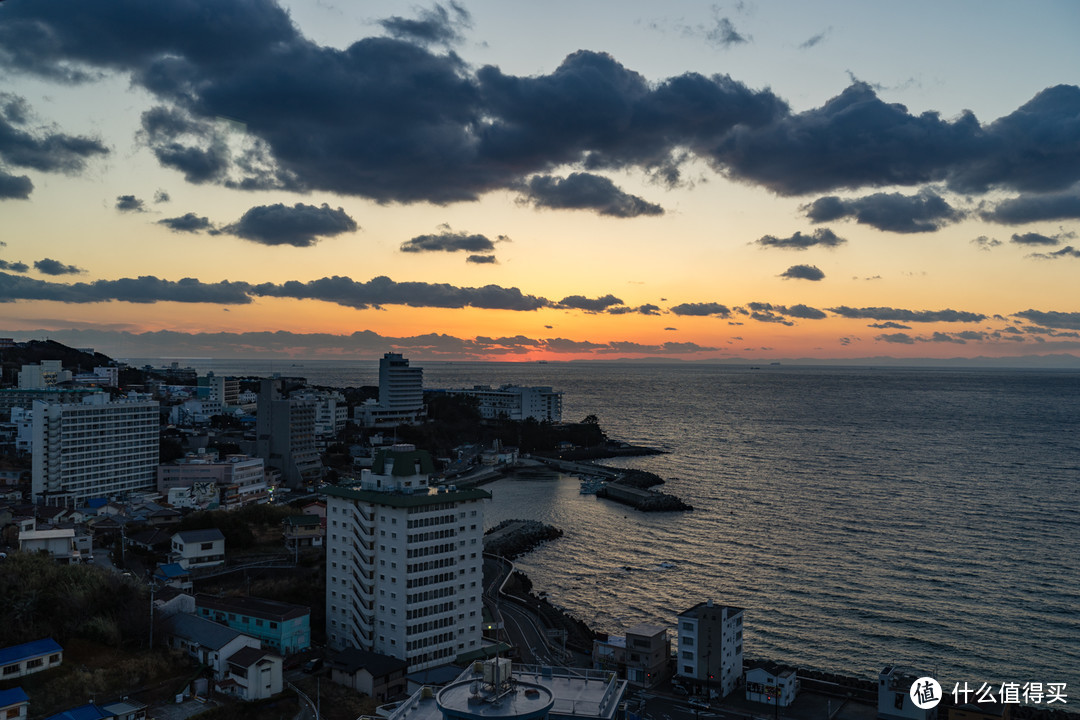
(372, 447, 436, 476)
(321, 484, 490, 507)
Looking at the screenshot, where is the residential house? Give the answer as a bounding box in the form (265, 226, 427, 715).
(878, 666, 939, 720)
(0, 639, 63, 680)
(624, 624, 669, 688)
(0, 688, 29, 720)
(328, 648, 408, 702)
(745, 661, 798, 707)
(170, 528, 225, 569)
(282, 514, 323, 549)
(160, 613, 259, 679)
(219, 647, 283, 701)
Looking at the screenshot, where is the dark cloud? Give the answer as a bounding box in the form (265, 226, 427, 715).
(521, 173, 663, 218)
(868, 321, 912, 330)
(706, 17, 749, 48)
(466, 254, 497, 264)
(755, 227, 845, 250)
(0, 169, 33, 199)
(1028, 246, 1080, 260)
(981, 191, 1080, 224)
(599, 340, 718, 354)
(0, 93, 108, 174)
(745, 302, 827, 324)
(401, 229, 500, 254)
(929, 331, 967, 344)
(803, 189, 963, 233)
(971, 235, 1001, 251)
(0, 271, 251, 303)
(876, 332, 915, 344)
(1010, 231, 1075, 247)
(800, 28, 831, 50)
(115, 194, 145, 212)
(780, 264, 824, 281)
(829, 306, 987, 323)
(664, 326, 677, 331)
(0, 259, 30, 273)
(947, 85, 1080, 194)
(379, 3, 471, 46)
(158, 213, 214, 233)
(544, 337, 607, 353)
(252, 275, 551, 311)
(669, 302, 732, 317)
(34, 258, 84, 276)
(3, 2, 1078, 205)
(556, 294, 624, 313)
(154, 189, 170, 203)
(605, 304, 661, 316)
(222, 203, 357, 247)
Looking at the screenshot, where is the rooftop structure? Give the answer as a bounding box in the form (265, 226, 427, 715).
(383, 660, 625, 720)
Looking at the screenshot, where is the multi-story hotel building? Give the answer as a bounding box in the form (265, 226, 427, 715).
(323, 444, 489, 671)
(356, 353, 426, 427)
(31, 394, 159, 506)
(445, 384, 563, 423)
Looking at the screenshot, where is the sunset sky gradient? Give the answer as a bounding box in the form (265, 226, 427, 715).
(1, 0, 1079, 362)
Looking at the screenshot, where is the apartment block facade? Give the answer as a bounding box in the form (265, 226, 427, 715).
(323, 444, 489, 671)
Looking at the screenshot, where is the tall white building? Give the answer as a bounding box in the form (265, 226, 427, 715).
(676, 600, 744, 698)
(31, 394, 160, 506)
(447, 385, 563, 423)
(323, 444, 489, 671)
(356, 353, 426, 428)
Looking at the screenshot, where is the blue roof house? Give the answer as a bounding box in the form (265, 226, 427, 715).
(0, 638, 63, 680)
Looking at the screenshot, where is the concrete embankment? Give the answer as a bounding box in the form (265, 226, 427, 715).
(532, 458, 693, 511)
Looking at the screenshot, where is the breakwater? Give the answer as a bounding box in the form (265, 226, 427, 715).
(484, 519, 563, 559)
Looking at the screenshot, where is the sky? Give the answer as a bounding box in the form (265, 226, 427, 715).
(1, 0, 1079, 363)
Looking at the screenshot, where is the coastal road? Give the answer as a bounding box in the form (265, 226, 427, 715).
(482, 555, 563, 665)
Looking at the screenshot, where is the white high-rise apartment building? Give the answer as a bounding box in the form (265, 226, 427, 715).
(355, 353, 427, 427)
(323, 444, 490, 671)
(676, 600, 744, 698)
(31, 394, 159, 506)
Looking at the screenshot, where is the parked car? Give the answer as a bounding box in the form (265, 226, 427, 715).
(303, 658, 323, 673)
(672, 685, 689, 696)
(688, 697, 710, 709)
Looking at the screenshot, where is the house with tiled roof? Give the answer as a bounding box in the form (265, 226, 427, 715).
(219, 646, 283, 701)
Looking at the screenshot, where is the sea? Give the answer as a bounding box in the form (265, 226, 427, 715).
(139, 358, 1080, 691)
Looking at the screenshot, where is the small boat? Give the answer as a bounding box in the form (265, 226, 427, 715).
(659, 561, 676, 569)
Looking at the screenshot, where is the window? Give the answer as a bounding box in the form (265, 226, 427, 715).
(683, 637, 694, 646)
(684, 665, 694, 674)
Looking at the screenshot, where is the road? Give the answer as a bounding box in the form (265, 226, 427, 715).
(482, 555, 564, 665)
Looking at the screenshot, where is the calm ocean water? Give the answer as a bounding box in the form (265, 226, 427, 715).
(146, 359, 1080, 689)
